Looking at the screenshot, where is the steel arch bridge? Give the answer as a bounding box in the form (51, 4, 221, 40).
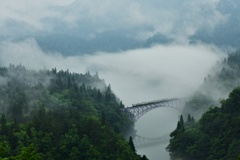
(122, 98, 184, 148)
(122, 98, 182, 122)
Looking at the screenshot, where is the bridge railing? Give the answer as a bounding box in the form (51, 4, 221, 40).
(131, 98, 180, 108)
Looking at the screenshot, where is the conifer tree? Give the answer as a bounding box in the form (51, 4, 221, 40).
(128, 136, 136, 153)
(187, 113, 191, 123)
(141, 155, 148, 160)
(0, 114, 7, 135)
(180, 115, 185, 131)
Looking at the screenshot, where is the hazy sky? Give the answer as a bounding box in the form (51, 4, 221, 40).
(0, 0, 227, 41)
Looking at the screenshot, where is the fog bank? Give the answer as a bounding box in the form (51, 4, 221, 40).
(0, 39, 223, 106)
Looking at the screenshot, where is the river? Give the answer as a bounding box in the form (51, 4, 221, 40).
(135, 107, 180, 160)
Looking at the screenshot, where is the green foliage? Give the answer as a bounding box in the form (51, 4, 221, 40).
(0, 65, 142, 160)
(183, 49, 240, 118)
(167, 87, 240, 160)
(141, 155, 149, 160)
(128, 136, 136, 153)
(221, 86, 240, 112)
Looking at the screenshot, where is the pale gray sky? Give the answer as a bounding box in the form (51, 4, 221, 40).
(0, 0, 226, 41)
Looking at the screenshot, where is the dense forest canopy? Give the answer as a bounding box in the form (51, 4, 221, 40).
(167, 87, 240, 160)
(183, 49, 240, 118)
(167, 50, 240, 159)
(0, 65, 147, 160)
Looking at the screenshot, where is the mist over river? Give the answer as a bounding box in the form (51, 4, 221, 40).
(135, 107, 180, 160)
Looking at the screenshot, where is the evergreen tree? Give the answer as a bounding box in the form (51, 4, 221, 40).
(179, 115, 185, 131)
(141, 155, 148, 160)
(186, 113, 195, 126)
(97, 90, 102, 101)
(128, 136, 136, 153)
(187, 113, 191, 123)
(0, 114, 7, 135)
(105, 84, 112, 102)
(101, 110, 106, 126)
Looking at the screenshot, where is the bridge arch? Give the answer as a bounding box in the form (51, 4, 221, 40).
(122, 98, 183, 122)
(122, 98, 184, 148)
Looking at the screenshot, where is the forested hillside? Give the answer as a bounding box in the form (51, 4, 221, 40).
(0, 65, 145, 160)
(183, 49, 240, 118)
(167, 87, 240, 160)
(167, 50, 240, 160)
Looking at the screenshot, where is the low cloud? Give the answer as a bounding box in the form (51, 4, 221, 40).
(0, 0, 228, 41)
(0, 39, 223, 106)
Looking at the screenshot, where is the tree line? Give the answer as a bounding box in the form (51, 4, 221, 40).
(0, 65, 147, 159)
(167, 50, 240, 159)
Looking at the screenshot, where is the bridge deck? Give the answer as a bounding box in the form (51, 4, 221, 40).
(122, 97, 183, 148)
(122, 98, 182, 122)
(131, 98, 180, 108)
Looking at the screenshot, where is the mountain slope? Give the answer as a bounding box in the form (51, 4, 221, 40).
(0, 65, 145, 159)
(167, 87, 240, 160)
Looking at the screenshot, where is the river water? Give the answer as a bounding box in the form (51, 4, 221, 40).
(134, 107, 180, 160)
